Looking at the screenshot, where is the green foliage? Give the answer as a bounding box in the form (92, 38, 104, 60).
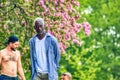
(59, 0, 120, 80)
(79, 0, 120, 80)
(59, 43, 101, 80)
(0, 0, 120, 80)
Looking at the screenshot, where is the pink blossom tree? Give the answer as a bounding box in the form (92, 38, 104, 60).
(1, 0, 91, 53)
(36, 0, 91, 52)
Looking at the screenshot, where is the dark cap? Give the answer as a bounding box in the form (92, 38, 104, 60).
(6, 35, 19, 44)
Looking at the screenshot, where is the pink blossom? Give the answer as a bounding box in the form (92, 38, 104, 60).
(51, 31, 55, 35)
(57, 35, 62, 40)
(24, 0, 28, 2)
(71, 30, 76, 39)
(83, 22, 91, 36)
(60, 23, 64, 28)
(59, 42, 63, 47)
(46, 23, 51, 28)
(60, 0, 64, 3)
(57, 27, 61, 31)
(45, 8, 49, 13)
(72, 1, 80, 6)
(48, 30, 51, 33)
(76, 23, 82, 31)
(64, 34, 70, 40)
(64, 13, 70, 20)
(63, 45, 67, 50)
(59, 42, 65, 52)
(42, 5, 46, 9)
(48, 0, 52, 2)
(36, 12, 40, 15)
(64, 28, 70, 33)
(74, 26, 79, 33)
(54, 0, 58, 5)
(66, 4, 73, 12)
(74, 1, 80, 6)
(51, 7, 55, 11)
(72, 39, 81, 46)
(78, 24, 82, 29)
(39, 0, 44, 5)
(72, 39, 79, 44)
(61, 12, 70, 20)
(60, 47, 65, 53)
(55, 12, 61, 17)
(73, 22, 77, 27)
(84, 29, 91, 36)
(71, 17, 76, 22)
(37, 0, 91, 52)
(60, 3, 63, 7)
(41, 12, 45, 16)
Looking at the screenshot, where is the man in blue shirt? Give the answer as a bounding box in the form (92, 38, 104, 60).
(29, 17, 61, 80)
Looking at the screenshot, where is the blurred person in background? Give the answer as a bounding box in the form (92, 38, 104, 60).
(61, 72, 72, 80)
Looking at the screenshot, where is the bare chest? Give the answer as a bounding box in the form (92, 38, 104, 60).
(2, 53, 18, 62)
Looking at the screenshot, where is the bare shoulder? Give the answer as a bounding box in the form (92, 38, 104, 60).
(15, 50, 21, 56)
(0, 49, 6, 56)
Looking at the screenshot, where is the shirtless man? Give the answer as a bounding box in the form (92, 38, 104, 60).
(0, 35, 26, 80)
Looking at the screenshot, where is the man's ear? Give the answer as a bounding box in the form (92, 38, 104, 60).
(9, 42, 13, 48)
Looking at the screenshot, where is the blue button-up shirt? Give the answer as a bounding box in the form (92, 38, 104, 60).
(29, 32, 61, 80)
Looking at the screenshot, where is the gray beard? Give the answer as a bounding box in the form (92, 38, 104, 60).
(38, 30, 44, 35)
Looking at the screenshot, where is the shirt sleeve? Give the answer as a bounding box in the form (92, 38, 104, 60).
(53, 39, 61, 69)
(29, 41, 35, 80)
